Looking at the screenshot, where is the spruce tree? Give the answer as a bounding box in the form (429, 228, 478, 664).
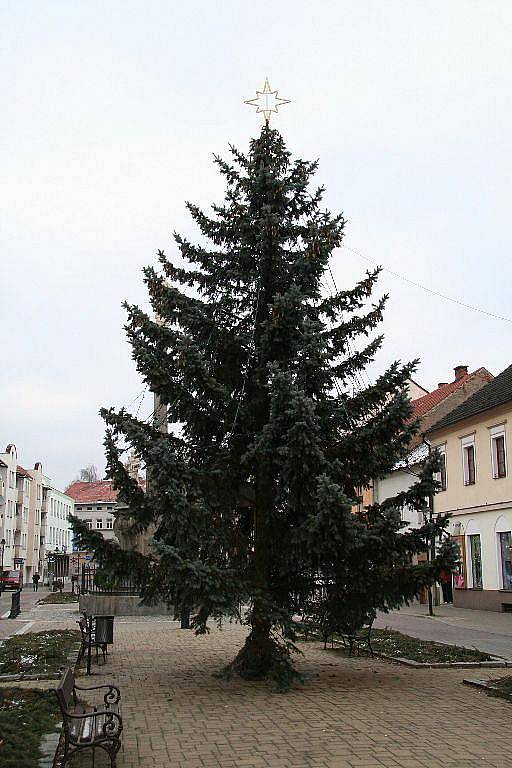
(76, 126, 457, 688)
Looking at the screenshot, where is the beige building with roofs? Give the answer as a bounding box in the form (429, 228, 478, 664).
(0, 444, 44, 583)
(0, 444, 19, 571)
(428, 363, 512, 611)
(0, 444, 70, 584)
(372, 365, 493, 528)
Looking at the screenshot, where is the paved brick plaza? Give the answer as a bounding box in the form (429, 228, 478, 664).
(61, 617, 511, 768)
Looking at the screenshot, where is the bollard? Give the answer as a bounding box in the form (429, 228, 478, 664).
(9, 589, 21, 619)
(180, 607, 190, 629)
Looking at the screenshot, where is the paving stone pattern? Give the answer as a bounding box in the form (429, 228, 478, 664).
(62, 620, 512, 768)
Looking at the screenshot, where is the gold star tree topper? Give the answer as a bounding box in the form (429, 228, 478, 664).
(245, 78, 290, 124)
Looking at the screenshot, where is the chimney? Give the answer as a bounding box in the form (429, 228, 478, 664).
(454, 365, 468, 381)
(438, 382, 448, 389)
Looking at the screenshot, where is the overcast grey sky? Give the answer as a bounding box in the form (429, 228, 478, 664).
(2, 1, 511, 489)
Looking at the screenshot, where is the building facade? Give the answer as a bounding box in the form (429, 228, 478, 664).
(40, 479, 74, 583)
(0, 444, 20, 572)
(372, 366, 493, 532)
(428, 363, 512, 612)
(65, 480, 120, 541)
(0, 445, 44, 583)
(66, 453, 146, 549)
(24, 461, 44, 583)
(0, 444, 73, 584)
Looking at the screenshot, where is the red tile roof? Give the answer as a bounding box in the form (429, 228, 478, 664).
(410, 367, 493, 421)
(65, 477, 146, 503)
(16, 464, 31, 478)
(65, 480, 119, 503)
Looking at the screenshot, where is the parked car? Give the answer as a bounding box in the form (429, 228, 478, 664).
(0, 570, 23, 590)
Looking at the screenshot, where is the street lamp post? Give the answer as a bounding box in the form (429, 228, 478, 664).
(0, 539, 6, 596)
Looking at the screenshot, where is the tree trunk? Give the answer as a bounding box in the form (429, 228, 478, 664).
(230, 135, 281, 679)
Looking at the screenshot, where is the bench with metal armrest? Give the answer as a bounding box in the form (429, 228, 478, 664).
(52, 667, 123, 768)
(77, 614, 108, 668)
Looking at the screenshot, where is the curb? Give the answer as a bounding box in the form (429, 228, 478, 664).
(314, 636, 511, 669)
(463, 678, 499, 691)
(38, 724, 63, 768)
(373, 652, 511, 669)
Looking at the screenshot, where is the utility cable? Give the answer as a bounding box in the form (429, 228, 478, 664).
(344, 245, 512, 324)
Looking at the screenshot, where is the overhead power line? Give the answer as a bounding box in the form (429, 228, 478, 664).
(344, 245, 512, 325)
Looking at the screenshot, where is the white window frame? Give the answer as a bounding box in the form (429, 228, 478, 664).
(434, 444, 447, 491)
(489, 424, 507, 479)
(466, 533, 483, 589)
(460, 434, 476, 486)
(105, 518, 113, 530)
(495, 516, 512, 590)
(96, 519, 103, 529)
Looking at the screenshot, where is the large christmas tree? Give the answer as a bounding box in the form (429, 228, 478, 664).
(76, 126, 456, 687)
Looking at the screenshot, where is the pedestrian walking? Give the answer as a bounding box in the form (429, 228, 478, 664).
(440, 569, 453, 604)
(32, 572, 40, 592)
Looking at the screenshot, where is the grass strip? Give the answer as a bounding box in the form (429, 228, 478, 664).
(356, 628, 492, 663)
(0, 687, 60, 768)
(0, 630, 80, 675)
(39, 592, 79, 604)
(484, 675, 512, 703)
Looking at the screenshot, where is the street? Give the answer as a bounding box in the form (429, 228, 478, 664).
(375, 602, 512, 659)
(0, 584, 50, 639)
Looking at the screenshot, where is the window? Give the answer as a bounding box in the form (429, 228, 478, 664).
(468, 534, 483, 588)
(9, 471, 15, 488)
(490, 426, 507, 479)
(96, 519, 103, 529)
(435, 445, 447, 491)
(76, 506, 83, 511)
(499, 532, 512, 590)
(105, 518, 113, 529)
(85, 519, 92, 530)
(461, 435, 476, 485)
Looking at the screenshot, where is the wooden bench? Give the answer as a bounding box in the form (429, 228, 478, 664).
(337, 618, 375, 657)
(77, 614, 108, 669)
(301, 611, 375, 656)
(52, 667, 123, 768)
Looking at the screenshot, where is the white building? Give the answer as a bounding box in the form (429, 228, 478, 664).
(65, 480, 119, 541)
(41, 479, 74, 582)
